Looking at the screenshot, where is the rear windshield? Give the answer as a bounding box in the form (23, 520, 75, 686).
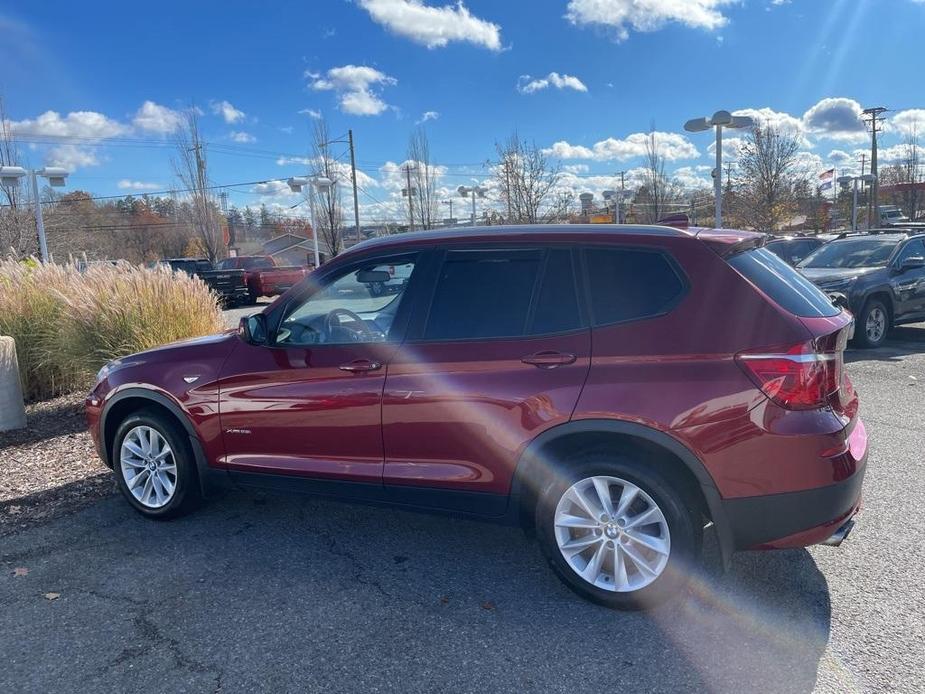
(241, 257, 275, 270)
(728, 247, 839, 318)
(798, 239, 898, 269)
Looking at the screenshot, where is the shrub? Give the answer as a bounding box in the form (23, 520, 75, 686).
(0, 259, 223, 401)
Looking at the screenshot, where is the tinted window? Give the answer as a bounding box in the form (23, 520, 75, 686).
(767, 239, 821, 265)
(799, 238, 900, 269)
(729, 248, 839, 318)
(530, 249, 581, 335)
(896, 239, 925, 264)
(242, 257, 275, 270)
(425, 250, 541, 340)
(584, 248, 685, 325)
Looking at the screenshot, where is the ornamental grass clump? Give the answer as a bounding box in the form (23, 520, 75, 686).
(0, 259, 223, 401)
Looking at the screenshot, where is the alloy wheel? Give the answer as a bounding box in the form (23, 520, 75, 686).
(554, 475, 670, 592)
(866, 306, 886, 343)
(119, 425, 177, 509)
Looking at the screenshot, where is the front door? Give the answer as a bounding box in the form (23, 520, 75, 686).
(382, 247, 591, 504)
(893, 239, 925, 321)
(218, 254, 419, 482)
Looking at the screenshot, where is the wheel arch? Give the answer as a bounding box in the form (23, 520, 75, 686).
(100, 388, 221, 497)
(510, 419, 734, 565)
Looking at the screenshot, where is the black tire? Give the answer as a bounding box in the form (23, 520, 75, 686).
(535, 454, 701, 610)
(853, 298, 890, 349)
(111, 409, 201, 520)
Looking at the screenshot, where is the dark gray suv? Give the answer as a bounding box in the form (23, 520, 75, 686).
(798, 232, 925, 347)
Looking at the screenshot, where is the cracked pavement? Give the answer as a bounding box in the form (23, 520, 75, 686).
(1, 327, 924, 693)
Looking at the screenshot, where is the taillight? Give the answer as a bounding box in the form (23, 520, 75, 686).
(736, 342, 841, 410)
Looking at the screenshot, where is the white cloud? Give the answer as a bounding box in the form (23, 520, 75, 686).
(707, 136, 746, 160)
(544, 131, 699, 162)
(416, 110, 440, 124)
(565, 0, 735, 41)
(8, 110, 129, 139)
(211, 99, 245, 124)
(117, 179, 162, 191)
(792, 151, 825, 178)
(887, 108, 925, 137)
(828, 149, 854, 165)
(517, 72, 588, 94)
(46, 144, 99, 170)
(732, 107, 808, 145)
(802, 97, 867, 142)
(308, 65, 397, 116)
(673, 165, 713, 190)
(229, 130, 256, 143)
(299, 108, 322, 119)
(275, 156, 379, 189)
(563, 163, 589, 173)
(357, 0, 502, 50)
(133, 101, 185, 134)
(279, 126, 294, 134)
(879, 143, 924, 164)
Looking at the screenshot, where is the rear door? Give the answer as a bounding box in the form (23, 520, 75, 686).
(381, 246, 591, 508)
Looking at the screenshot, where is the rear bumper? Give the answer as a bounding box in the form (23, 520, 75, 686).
(722, 417, 868, 550)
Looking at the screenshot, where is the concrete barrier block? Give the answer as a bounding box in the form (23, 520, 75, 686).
(0, 336, 27, 431)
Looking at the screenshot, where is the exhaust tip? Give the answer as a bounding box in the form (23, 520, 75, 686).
(820, 519, 855, 547)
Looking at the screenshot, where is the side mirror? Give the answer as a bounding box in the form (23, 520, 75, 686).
(899, 256, 925, 273)
(239, 313, 268, 345)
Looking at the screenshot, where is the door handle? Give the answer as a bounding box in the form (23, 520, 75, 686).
(338, 359, 382, 373)
(521, 351, 577, 369)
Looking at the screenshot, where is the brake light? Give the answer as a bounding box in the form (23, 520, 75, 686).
(736, 342, 841, 410)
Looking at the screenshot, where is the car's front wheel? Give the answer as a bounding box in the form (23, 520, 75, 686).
(113, 410, 200, 519)
(536, 455, 701, 610)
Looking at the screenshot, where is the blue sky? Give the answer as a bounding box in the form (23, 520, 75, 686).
(2, 0, 924, 222)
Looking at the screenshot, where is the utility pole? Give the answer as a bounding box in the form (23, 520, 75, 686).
(348, 129, 361, 245)
(615, 171, 626, 223)
(862, 107, 887, 227)
(859, 153, 868, 228)
(442, 199, 453, 224)
(402, 164, 416, 230)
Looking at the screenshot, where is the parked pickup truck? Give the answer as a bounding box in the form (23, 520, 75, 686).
(162, 258, 249, 307)
(216, 256, 308, 304)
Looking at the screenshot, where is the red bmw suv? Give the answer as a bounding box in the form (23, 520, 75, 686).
(86, 225, 867, 609)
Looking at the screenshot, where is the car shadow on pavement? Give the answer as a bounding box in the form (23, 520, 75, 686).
(0, 489, 831, 693)
(846, 323, 925, 363)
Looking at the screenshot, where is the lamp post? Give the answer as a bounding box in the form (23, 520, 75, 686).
(287, 175, 333, 268)
(683, 110, 754, 229)
(837, 173, 876, 231)
(442, 199, 454, 226)
(457, 185, 487, 226)
(0, 166, 70, 262)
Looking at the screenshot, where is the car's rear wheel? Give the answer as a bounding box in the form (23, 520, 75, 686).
(855, 298, 889, 349)
(536, 455, 701, 610)
(113, 410, 200, 519)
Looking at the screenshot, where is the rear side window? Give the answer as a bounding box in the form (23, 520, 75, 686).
(584, 248, 685, 325)
(729, 247, 839, 317)
(423, 248, 582, 340)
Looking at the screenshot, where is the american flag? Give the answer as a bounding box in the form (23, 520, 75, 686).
(819, 168, 835, 191)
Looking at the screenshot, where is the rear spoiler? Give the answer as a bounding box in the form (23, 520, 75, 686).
(693, 228, 767, 258)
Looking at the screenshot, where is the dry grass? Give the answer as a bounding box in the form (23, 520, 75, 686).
(0, 259, 223, 400)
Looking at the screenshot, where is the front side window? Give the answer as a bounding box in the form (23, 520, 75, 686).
(275, 257, 416, 346)
(584, 248, 686, 325)
(422, 248, 582, 341)
(895, 239, 925, 265)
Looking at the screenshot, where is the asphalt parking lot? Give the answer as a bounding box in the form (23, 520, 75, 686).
(1, 323, 924, 693)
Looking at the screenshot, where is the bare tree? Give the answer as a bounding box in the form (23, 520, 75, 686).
(172, 110, 223, 261)
(406, 128, 439, 230)
(309, 118, 344, 258)
(634, 130, 683, 224)
(493, 133, 561, 224)
(0, 96, 36, 257)
(733, 125, 802, 231)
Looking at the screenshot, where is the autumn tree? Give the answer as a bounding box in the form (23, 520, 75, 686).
(733, 125, 803, 231)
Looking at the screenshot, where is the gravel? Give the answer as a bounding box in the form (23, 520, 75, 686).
(0, 392, 114, 536)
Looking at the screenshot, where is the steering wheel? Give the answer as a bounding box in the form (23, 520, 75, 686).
(323, 308, 375, 342)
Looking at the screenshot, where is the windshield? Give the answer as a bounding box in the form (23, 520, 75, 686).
(798, 239, 899, 269)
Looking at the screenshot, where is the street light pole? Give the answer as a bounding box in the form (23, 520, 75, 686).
(838, 174, 876, 232)
(684, 110, 754, 229)
(457, 185, 487, 226)
(0, 166, 70, 263)
(287, 175, 333, 269)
